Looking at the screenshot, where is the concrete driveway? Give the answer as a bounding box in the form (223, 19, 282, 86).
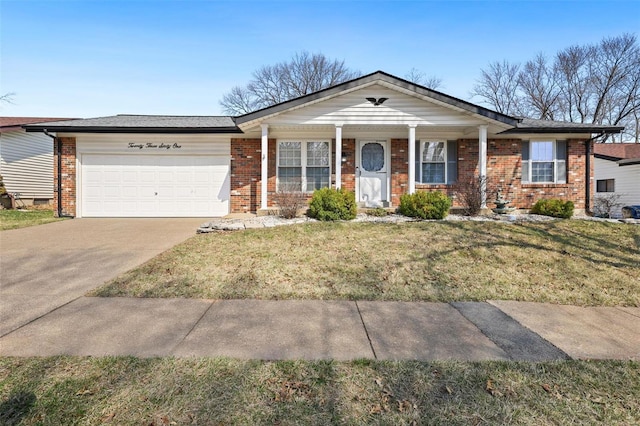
(0, 218, 204, 336)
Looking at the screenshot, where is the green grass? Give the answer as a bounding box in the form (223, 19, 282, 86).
(1, 357, 638, 425)
(92, 220, 640, 306)
(0, 209, 65, 231)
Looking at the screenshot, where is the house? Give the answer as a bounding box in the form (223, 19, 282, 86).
(24, 71, 623, 218)
(593, 143, 640, 217)
(0, 117, 71, 206)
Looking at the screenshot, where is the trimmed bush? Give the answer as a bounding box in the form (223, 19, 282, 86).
(531, 198, 574, 218)
(398, 191, 452, 220)
(308, 188, 357, 221)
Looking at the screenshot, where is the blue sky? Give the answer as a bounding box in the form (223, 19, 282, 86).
(1, 0, 639, 118)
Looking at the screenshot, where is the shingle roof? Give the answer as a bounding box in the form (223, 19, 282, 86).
(24, 115, 241, 134)
(594, 143, 640, 159)
(500, 117, 624, 134)
(1, 117, 74, 130)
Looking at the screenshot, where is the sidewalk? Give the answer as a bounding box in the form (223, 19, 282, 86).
(0, 298, 638, 361)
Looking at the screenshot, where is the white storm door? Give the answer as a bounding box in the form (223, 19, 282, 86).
(358, 141, 388, 207)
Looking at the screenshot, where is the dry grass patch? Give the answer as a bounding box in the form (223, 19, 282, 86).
(1, 357, 638, 425)
(92, 220, 640, 306)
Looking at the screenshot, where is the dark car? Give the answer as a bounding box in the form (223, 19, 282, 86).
(621, 205, 640, 219)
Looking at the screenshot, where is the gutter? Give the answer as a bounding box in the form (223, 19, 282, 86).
(44, 129, 74, 218)
(584, 132, 607, 215)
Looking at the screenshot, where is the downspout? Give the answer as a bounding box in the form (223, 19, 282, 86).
(44, 130, 74, 218)
(584, 132, 606, 216)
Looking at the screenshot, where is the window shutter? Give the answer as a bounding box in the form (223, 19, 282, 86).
(446, 140, 457, 184)
(556, 140, 567, 183)
(521, 141, 530, 183)
(415, 140, 421, 183)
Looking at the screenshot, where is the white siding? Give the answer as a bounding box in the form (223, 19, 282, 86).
(0, 130, 53, 199)
(75, 133, 231, 155)
(594, 157, 640, 216)
(266, 84, 487, 127)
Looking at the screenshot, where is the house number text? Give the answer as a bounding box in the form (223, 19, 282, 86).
(127, 142, 183, 150)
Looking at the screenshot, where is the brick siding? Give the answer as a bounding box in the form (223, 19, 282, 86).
(229, 137, 592, 213)
(53, 137, 76, 217)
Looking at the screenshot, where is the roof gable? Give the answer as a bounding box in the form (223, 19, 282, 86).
(235, 71, 520, 128)
(261, 83, 495, 128)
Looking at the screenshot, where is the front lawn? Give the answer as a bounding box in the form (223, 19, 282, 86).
(92, 220, 640, 306)
(0, 209, 65, 231)
(1, 357, 638, 425)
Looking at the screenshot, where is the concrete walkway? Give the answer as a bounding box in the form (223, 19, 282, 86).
(0, 297, 637, 361)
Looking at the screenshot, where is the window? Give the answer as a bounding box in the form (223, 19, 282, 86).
(414, 140, 457, 184)
(522, 140, 566, 183)
(277, 140, 330, 192)
(420, 141, 446, 184)
(596, 179, 615, 192)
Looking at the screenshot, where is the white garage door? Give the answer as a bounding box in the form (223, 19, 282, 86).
(81, 154, 229, 217)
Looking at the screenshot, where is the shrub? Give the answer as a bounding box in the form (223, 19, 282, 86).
(308, 188, 357, 221)
(531, 198, 574, 218)
(398, 191, 452, 220)
(452, 176, 489, 216)
(593, 193, 623, 218)
(272, 184, 307, 219)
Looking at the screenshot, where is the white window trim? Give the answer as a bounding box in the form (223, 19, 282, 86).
(418, 140, 447, 184)
(528, 139, 561, 184)
(276, 139, 332, 193)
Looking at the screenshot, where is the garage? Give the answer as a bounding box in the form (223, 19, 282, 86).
(21, 115, 240, 218)
(81, 154, 229, 217)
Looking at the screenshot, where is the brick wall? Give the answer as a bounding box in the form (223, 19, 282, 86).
(230, 138, 262, 212)
(340, 139, 356, 192)
(229, 137, 592, 213)
(390, 139, 408, 207)
(230, 138, 357, 213)
(413, 138, 591, 210)
(486, 138, 590, 210)
(53, 137, 76, 217)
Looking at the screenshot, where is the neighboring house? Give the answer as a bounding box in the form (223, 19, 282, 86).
(24, 71, 622, 218)
(594, 143, 640, 217)
(0, 117, 71, 206)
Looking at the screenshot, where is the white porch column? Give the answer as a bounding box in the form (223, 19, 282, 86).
(261, 124, 269, 210)
(478, 125, 488, 208)
(335, 124, 342, 189)
(408, 125, 417, 194)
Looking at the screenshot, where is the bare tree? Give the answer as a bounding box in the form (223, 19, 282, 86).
(405, 68, 443, 90)
(471, 60, 521, 115)
(473, 33, 640, 142)
(556, 44, 594, 123)
(220, 52, 360, 115)
(0, 93, 15, 104)
(517, 53, 561, 120)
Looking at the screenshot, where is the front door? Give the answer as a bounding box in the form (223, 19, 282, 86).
(358, 140, 388, 207)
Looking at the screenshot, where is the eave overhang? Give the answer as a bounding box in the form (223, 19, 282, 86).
(24, 125, 244, 134)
